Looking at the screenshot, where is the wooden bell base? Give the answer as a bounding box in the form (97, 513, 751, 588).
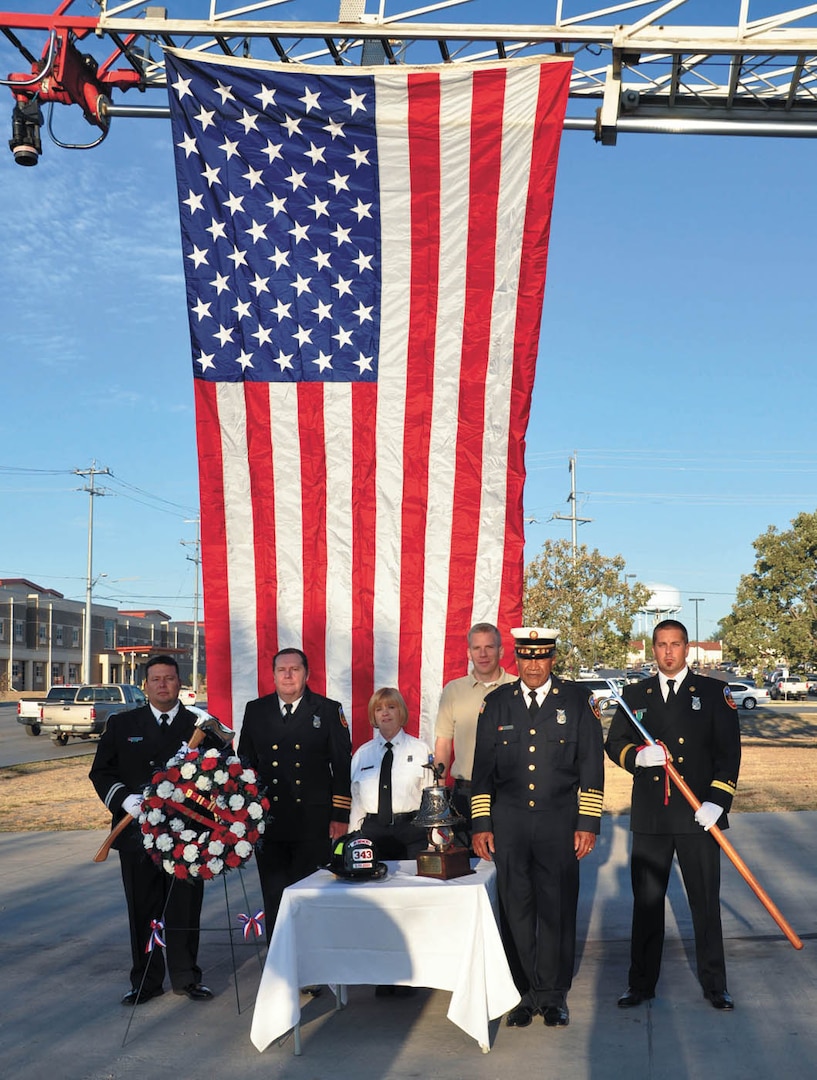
(416, 845, 474, 880)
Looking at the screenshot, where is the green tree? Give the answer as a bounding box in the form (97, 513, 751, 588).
(523, 538, 651, 674)
(719, 510, 817, 670)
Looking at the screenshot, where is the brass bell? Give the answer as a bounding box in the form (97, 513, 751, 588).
(412, 783, 473, 880)
(411, 784, 464, 829)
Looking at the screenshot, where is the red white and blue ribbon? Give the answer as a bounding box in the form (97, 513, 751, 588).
(238, 911, 265, 940)
(146, 919, 166, 952)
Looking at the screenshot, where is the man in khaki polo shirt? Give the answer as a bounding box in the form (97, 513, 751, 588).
(434, 622, 515, 845)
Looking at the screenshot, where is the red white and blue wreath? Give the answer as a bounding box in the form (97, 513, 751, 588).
(139, 748, 270, 881)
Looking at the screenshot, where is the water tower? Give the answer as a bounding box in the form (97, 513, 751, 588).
(637, 583, 682, 636)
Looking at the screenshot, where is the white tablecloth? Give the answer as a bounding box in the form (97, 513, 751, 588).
(250, 859, 520, 1051)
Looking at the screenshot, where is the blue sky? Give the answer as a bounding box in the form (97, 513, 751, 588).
(1, 0, 815, 642)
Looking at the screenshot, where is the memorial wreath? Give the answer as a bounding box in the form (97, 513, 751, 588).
(140, 747, 270, 881)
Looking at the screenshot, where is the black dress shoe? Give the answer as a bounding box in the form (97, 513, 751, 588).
(121, 986, 164, 1006)
(617, 988, 655, 1008)
(705, 990, 734, 1011)
(506, 1004, 536, 1027)
(542, 1005, 569, 1027)
(300, 985, 323, 997)
(173, 983, 213, 1001)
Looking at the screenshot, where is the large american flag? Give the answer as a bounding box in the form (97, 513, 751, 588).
(165, 49, 571, 745)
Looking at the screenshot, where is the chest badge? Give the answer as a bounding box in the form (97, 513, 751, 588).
(691, 697, 701, 711)
(313, 716, 322, 728)
(556, 709, 567, 725)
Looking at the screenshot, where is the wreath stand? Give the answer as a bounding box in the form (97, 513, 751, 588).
(121, 863, 267, 1046)
(120, 745, 271, 1046)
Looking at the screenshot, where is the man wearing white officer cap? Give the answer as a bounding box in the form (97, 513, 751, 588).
(471, 627, 604, 1030)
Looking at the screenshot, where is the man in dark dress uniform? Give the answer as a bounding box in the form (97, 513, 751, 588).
(471, 627, 604, 1030)
(90, 654, 216, 1005)
(237, 647, 352, 941)
(605, 619, 741, 1011)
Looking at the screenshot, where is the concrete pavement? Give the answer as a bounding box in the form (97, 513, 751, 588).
(1, 813, 815, 1080)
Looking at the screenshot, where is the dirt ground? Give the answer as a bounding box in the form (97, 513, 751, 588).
(2, 705, 817, 831)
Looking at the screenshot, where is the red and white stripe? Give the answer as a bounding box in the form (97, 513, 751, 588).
(195, 58, 571, 746)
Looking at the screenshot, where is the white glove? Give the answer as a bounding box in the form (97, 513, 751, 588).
(122, 794, 143, 818)
(694, 801, 724, 831)
(635, 744, 667, 768)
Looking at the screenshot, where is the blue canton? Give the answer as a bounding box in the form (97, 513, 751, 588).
(167, 55, 381, 384)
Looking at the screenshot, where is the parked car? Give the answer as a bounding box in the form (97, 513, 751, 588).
(726, 682, 770, 710)
(39, 683, 147, 744)
(625, 670, 650, 683)
(769, 676, 808, 702)
(16, 685, 81, 736)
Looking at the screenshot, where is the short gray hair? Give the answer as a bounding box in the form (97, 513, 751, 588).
(467, 623, 502, 648)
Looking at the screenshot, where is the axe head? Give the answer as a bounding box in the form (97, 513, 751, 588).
(191, 711, 235, 748)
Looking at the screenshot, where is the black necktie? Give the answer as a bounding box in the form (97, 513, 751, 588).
(667, 679, 676, 700)
(377, 742, 394, 825)
(157, 713, 176, 758)
(283, 703, 292, 720)
(528, 690, 539, 715)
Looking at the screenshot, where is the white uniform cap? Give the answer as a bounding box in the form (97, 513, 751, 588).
(511, 627, 559, 657)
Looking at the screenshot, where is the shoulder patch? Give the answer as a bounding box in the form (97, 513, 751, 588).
(589, 694, 603, 722)
(723, 685, 737, 711)
(339, 706, 349, 728)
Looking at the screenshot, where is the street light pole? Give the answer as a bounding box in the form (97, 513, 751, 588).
(623, 572, 638, 658)
(181, 519, 201, 695)
(689, 597, 705, 668)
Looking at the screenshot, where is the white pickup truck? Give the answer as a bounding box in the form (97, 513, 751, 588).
(16, 685, 81, 736)
(770, 675, 809, 701)
(39, 683, 147, 744)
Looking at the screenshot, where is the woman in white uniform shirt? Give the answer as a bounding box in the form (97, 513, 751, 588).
(350, 688, 432, 860)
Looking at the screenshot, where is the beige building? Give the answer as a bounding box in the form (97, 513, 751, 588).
(0, 579, 204, 696)
(628, 638, 723, 669)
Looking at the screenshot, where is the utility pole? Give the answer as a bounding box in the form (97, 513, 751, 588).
(552, 454, 592, 559)
(181, 519, 201, 695)
(75, 462, 111, 685)
(8, 596, 15, 691)
(689, 597, 705, 667)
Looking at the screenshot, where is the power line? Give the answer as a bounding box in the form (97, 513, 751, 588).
(0, 461, 198, 517)
(106, 471, 198, 516)
(0, 465, 74, 475)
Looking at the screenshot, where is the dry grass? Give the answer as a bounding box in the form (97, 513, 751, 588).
(3, 739, 817, 831)
(603, 745, 817, 815)
(0, 758, 110, 832)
